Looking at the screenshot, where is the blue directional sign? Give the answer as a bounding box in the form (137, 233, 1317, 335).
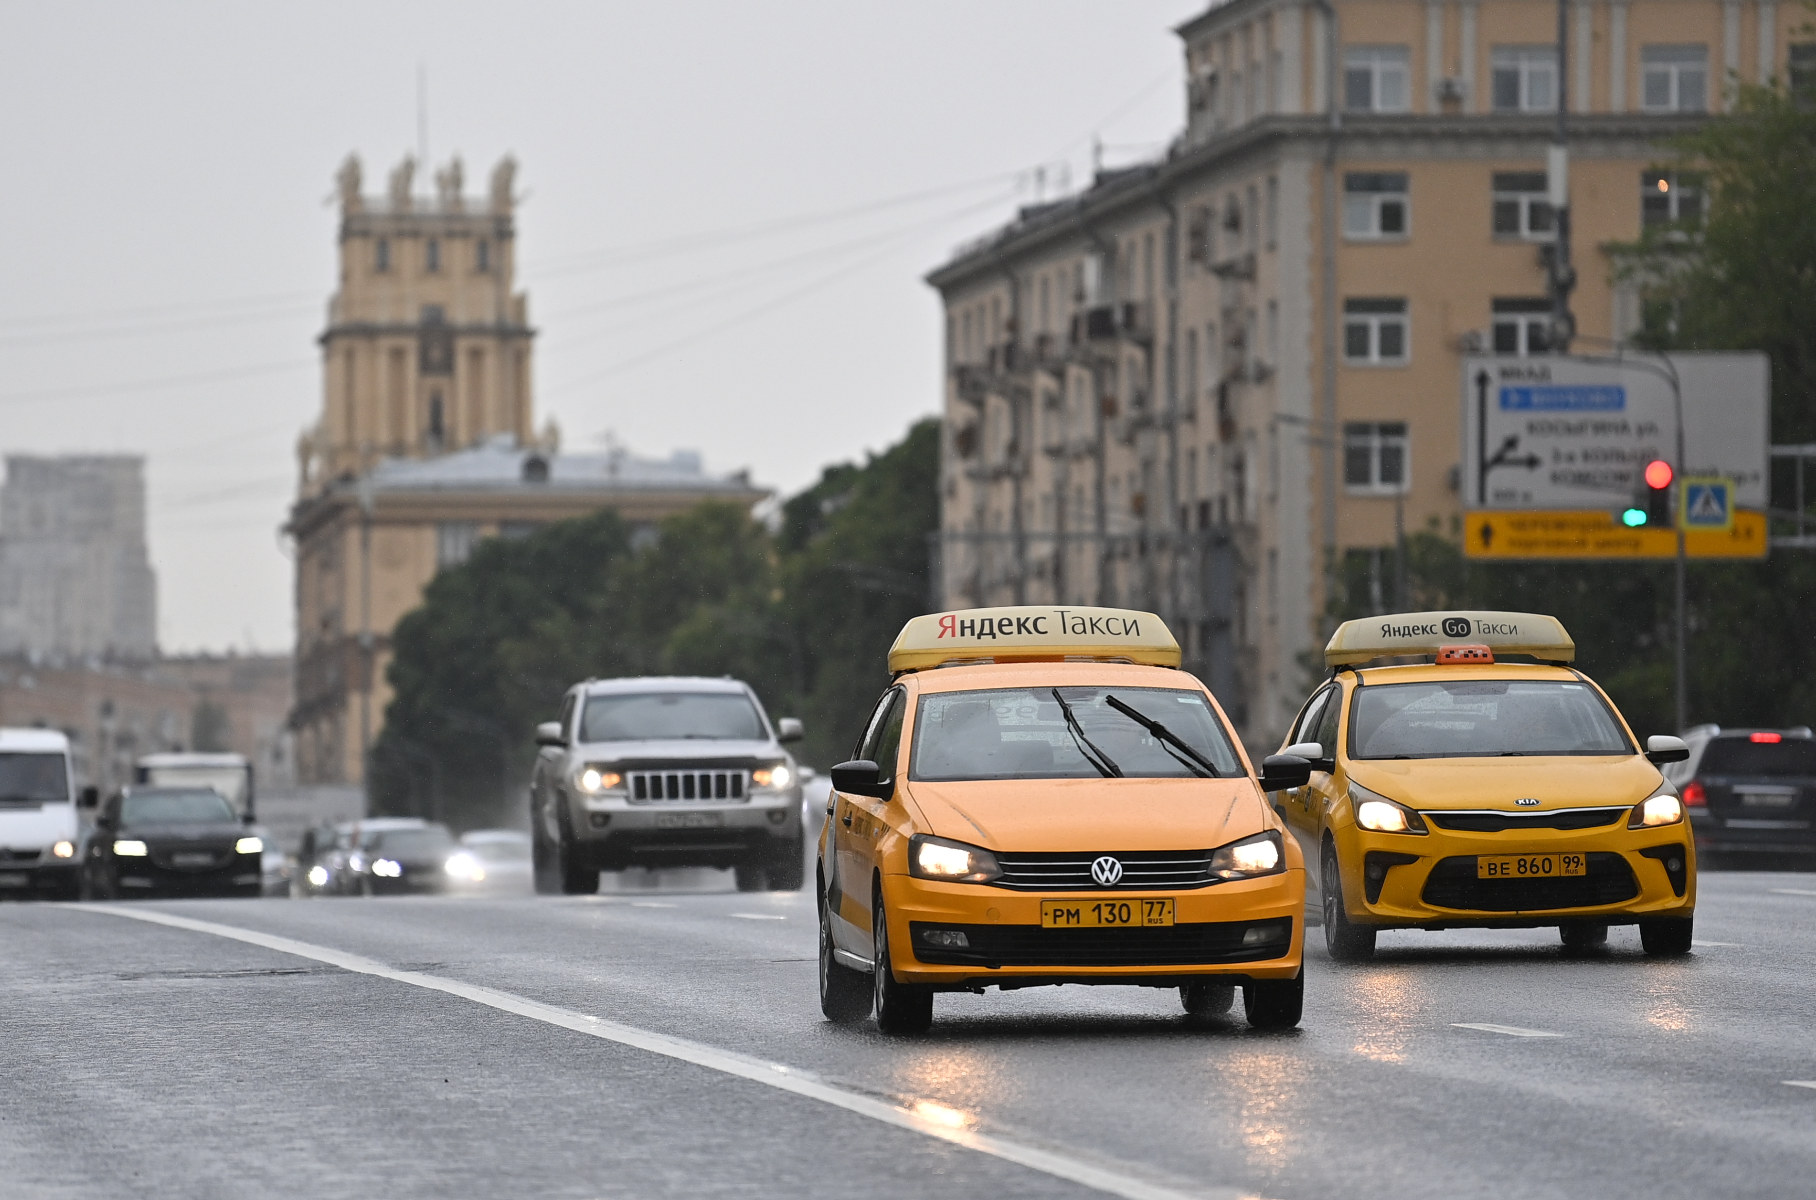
(1681, 477, 1734, 531)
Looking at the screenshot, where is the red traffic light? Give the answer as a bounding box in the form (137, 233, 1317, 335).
(1644, 460, 1674, 490)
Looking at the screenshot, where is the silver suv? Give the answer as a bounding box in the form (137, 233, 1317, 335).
(530, 676, 806, 893)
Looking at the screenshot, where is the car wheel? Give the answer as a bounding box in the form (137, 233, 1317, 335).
(1180, 982, 1236, 1018)
(1243, 969, 1304, 1030)
(1322, 844, 1376, 962)
(531, 813, 560, 895)
(871, 892, 932, 1035)
(1558, 920, 1609, 951)
(733, 860, 768, 892)
(766, 835, 806, 892)
(1639, 915, 1694, 957)
(819, 884, 872, 1023)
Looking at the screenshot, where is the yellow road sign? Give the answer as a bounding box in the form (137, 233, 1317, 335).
(1464, 509, 1767, 559)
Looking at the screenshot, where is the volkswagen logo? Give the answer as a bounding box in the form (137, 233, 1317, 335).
(1441, 617, 1473, 638)
(1091, 856, 1124, 886)
(1515, 797, 1540, 807)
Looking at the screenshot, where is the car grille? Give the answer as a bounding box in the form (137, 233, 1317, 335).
(0, 848, 43, 863)
(628, 770, 746, 803)
(1424, 807, 1629, 832)
(990, 849, 1217, 891)
(908, 919, 1294, 967)
(1420, 852, 1638, 911)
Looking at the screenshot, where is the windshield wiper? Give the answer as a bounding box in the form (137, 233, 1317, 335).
(1103, 695, 1220, 778)
(1051, 689, 1122, 778)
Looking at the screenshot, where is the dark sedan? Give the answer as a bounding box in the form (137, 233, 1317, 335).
(82, 787, 263, 899)
(342, 824, 459, 896)
(1671, 725, 1816, 865)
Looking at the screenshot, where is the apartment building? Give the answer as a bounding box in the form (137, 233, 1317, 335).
(926, 0, 1806, 748)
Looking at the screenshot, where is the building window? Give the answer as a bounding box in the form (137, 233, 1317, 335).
(1642, 171, 1705, 227)
(1265, 176, 1278, 248)
(425, 238, 441, 273)
(1642, 45, 1708, 111)
(1343, 298, 1409, 365)
(1492, 298, 1554, 356)
(427, 391, 445, 444)
(1791, 44, 1816, 105)
(1343, 172, 1409, 239)
(375, 238, 390, 272)
(476, 238, 491, 272)
(1491, 46, 1557, 111)
(1492, 172, 1554, 239)
(1344, 422, 1409, 493)
(436, 522, 478, 570)
(1344, 45, 1411, 111)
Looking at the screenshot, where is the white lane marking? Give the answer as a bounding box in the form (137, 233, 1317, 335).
(1785, 1081, 1816, 1091)
(1692, 940, 1746, 948)
(730, 913, 787, 921)
(1769, 889, 1816, 897)
(631, 901, 676, 908)
(69, 905, 1244, 1200)
(1451, 1023, 1564, 1038)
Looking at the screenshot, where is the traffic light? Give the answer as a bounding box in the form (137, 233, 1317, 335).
(1622, 459, 1675, 527)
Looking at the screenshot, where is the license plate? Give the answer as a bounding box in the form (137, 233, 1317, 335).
(1739, 792, 1795, 808)
(1040, 897, 1175, 928)
(172, 852, 217, 867)
(654, 812, 722, 829)
(0, 872, 27, 888)
(1477, 853, 1586, 880)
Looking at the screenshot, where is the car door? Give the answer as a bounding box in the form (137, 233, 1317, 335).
(846, 688, 908, 956)
(1301, 680, 1348, 844)
(1278, 687, 1332, 845)
(827, 688, 901, 951)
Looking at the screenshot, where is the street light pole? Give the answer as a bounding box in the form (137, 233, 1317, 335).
(1549, 0, 1576, 353)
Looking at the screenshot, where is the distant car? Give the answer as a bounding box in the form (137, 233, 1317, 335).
(80, 786, 262, 900)
(1666, 725, 1816, 865)
(257, 831, 292, 897)
(451, 829, 533, 894)
(341, 822, 459, 896)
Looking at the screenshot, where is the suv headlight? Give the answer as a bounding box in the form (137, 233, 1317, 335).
(752, 763, 793, 791)
(1208, 830, 1285, 880)
(574, 766, 623, 795)
(113, 839, 149, 857)
(908, 835, 1001, 883)
(1351, 782, 1429, 834)
(1629, 785, 1684, 828)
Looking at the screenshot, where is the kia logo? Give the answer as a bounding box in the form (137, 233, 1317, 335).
(1442, 617, 1473, 638)
(1090, 856, 1124, 886)
(1516, 797, 1540, 807)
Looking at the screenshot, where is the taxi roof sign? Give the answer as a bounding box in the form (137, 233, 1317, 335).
(888, 606, 1180, 674)
(1324, 611, 1574, 667)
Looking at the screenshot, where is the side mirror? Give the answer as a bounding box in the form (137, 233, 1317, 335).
(1646, 734, 1690, 765)
(535, 721, 566, 748)
(829, 759, 891, 799)
(1258, 754, 1313, 792)
(78, 786, 99, 810)
(776, 717, 805, 744)
(1283, 741, 1334, 772)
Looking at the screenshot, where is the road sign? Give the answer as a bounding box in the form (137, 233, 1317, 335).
(1681, 477, 1733, 531)
(1463, 509, 1767, 559)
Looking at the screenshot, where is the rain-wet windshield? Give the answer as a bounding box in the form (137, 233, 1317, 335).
(581, 693, 766, 741)
(1349, 680, 1631, 759)
(909, 686, 1242, 781)
(122, 790, 237, 825)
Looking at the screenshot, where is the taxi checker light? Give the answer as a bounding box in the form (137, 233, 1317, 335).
(1324, 610, 1574, 668)
(887, 606, 1180, 674)
(1435, 644, 1494, 666)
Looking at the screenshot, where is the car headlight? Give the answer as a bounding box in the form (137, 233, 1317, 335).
(348, 853, 367, 872)
(1630, 789, 1685, 828)
(372, 858, 402, 878)
(51, 840, 75, 859)
(112, 839, 148, 857)
(1208, 830, 1285, 880)
(445, 852, 485, 881)
(575, 766, 623, 794)
(1351, 783, 1429, 834)
(908, 834, 1002, 883)
(307, 865, 330, 887)
(235, 836, 264, 855)
(752, 764, 793, 791)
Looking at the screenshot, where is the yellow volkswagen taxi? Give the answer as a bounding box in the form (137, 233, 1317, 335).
(1277, 610, 1695, 960)
(817, 606, 1312, 1034)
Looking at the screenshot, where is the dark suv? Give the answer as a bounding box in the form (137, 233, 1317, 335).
(1666, 725, 1816, 864)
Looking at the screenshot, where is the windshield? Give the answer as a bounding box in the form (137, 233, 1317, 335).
(1349, 680, 1632, 759)
(370, 828, 456, 858)
(581, 693, 766, 742)
(1698, 738, 1816, 776)
(122, 790, 237, 825)
(909, 686, 1243, 782)
(0, 752, 69, 806)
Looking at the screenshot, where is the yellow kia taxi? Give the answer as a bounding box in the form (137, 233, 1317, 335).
(1276, 610, 1695, 961)
(816, 606, 1313, 1035)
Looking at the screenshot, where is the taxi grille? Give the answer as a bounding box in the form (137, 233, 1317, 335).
(1421, 853, 1638, 912)
(628, 770, 746, 803)
(909, 919, 1293, 968)
(990, 849, 1216, 891)
(1424, 807, 1628, 832)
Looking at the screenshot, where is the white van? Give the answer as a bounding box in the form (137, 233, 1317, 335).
(0, 728, 84, 899)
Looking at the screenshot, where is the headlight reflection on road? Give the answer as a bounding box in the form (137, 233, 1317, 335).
(1347, 973, 1416, 1063)
(907, 1098, 973, 1130)
(1209, 1051, 1310, 1169)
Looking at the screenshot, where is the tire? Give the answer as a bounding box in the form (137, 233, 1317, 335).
(532, 812, 560, 895)
(560, 840, 599, 895)
(1639, 915, 1694, 957)
(1322, 843, 1376, 962)
(734, 861, 768, 892)
(872, 893, 933, 1035)
(766, 834, 806, 892)
(1558, 920, 1609, 951)
(1243, 969, 1305, 1030)
(1180, 982, 1236, 1018)
(819, 884, 872, 1023)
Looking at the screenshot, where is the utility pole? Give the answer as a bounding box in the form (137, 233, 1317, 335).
(1548, 0, 1577, 353)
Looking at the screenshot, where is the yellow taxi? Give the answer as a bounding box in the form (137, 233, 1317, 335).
(816, 605, 1312, 1034)
(1276, 610, 1695, 960)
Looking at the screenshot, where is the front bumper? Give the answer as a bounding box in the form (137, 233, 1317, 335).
(568, 790, 803, 868)
(0, 859, 79, 896)
(882, 869, 1305, 990)
(117, 860, 261, 897)
(1334, 821, 1695, 928)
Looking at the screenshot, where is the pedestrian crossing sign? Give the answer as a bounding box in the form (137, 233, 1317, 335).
(1682, 477, 1733, 531)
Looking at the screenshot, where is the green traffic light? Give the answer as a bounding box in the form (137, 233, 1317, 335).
(1622, 508, 1648, 527)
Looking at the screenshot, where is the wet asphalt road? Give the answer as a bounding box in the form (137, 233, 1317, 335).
(4, 869, 1814, 1200)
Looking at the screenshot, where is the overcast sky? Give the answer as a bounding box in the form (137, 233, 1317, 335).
(1, 1, 1199, 653)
